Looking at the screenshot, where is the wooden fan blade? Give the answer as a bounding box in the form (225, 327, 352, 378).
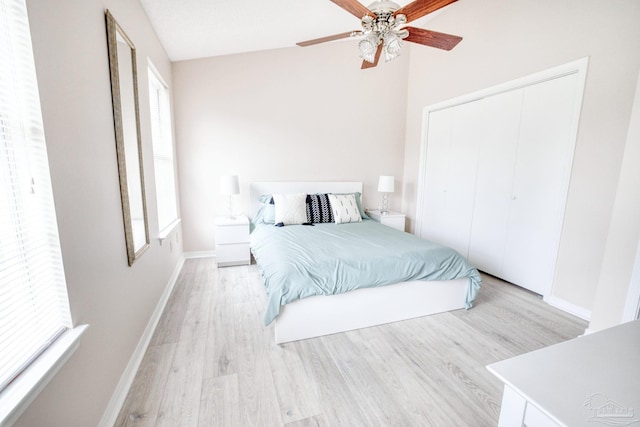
(361, 44, 383, 69)
(331, 0, 375, 19)
(394, 0, 457, 23)
(404, 26, 462, 50)
(297, 31, 356, 47)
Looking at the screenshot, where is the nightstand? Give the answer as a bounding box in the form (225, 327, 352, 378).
(366, 210, 406, 232)
(214, 216, 250, 267)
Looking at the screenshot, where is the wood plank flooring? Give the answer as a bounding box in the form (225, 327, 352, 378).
(115, 258, 587, 426)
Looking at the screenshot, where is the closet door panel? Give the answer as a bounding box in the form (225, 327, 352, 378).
(467, 90, 523, 275)
(420, 108, 454, 246)
(502, 74, 579, 295)
(442, 101, 483, 256)
(420, 101, 481, 257)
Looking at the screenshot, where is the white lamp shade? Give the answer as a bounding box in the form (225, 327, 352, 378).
(220, 175, 239, 195)
(377, 175, 395, 193)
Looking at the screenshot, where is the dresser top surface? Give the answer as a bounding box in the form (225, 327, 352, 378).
(487, 320, 640, 426)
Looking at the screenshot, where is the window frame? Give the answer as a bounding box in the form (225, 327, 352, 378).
(147, 60, 180, 240)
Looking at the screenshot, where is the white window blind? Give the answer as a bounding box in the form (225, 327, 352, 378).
(148, 63, 178, 234)
(0, 0, 73, 394)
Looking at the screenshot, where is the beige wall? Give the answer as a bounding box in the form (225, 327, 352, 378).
(590, 69, 640, 331)
(401, 0, 640, 318)
(16, 1, 182, 426)
(173, 42, 409, 252)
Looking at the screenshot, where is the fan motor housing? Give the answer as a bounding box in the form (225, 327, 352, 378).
(367, 0, 401, 13)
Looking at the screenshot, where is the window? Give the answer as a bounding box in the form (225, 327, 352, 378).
(0, 0, 85, 423)
(148, 62, 179, 237)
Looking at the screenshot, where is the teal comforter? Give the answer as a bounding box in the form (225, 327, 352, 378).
(250, 219, 481, 325)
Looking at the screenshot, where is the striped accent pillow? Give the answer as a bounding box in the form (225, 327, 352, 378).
(306, 193, 334, 223)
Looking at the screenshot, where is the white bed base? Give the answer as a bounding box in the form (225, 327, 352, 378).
(249, 181, 469, 344)
(274, 278, 468, 344)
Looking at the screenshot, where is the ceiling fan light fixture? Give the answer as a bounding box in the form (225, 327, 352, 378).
(383, 32, 402, 62)
(359, 33, 380, 63)
(358, 2, 410, 65)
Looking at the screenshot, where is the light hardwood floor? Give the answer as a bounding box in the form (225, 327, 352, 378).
(115, 258, 587, 426)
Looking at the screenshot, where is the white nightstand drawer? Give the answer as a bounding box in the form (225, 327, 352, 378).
(214, 216, 250, 267)
(366, 210, 406, 232)
(380, 216, 405, 231)
(216, 243, 250, 266)
(216, 224, 249, 244)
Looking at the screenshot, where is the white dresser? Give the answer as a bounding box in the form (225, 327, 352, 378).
(487, 320, 640, 426)
(214, 216, 250, 267)
(367, 210, 406, 232)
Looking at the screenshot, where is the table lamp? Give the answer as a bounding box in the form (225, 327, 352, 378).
(220, 175, 239, 219)
(377, 175, 394, 214)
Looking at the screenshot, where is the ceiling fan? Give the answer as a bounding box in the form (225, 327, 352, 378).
(297, 0, 462, 69)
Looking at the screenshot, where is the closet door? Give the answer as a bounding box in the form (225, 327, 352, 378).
(420, 108, 454, 246)
(420, 101, 482, 257)
(418, 60, 585, 297)
(467, 90, 523, 275)
(501, 74, 580, 295)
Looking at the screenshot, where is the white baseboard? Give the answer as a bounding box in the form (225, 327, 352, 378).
(98, 255, 185, 427)
(184, 250, 215, 259)
(543, 295, 592, 321)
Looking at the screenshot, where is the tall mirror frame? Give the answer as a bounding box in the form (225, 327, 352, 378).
(105, 10, 150, 266)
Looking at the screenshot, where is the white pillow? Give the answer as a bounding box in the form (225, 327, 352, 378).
(328, 194, 362, 224)
(273, 193, 308, 225)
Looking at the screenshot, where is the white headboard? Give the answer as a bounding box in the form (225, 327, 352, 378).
(248, 181, 363, 219)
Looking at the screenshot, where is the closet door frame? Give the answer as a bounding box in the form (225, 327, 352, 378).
(416, 57, 588, 291)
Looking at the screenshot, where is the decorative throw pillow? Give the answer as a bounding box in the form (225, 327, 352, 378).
(328, 193, 362, 224)
(273, 193, 308, 225)
(332, 192, 369, 219)
(306, 193, 334, 223)
(257, 194, 275, 223)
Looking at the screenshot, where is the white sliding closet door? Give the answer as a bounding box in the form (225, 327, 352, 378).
(420, 101, 482, 256)
(417, 58, 586, 297)
(501, 74, 580, 295)
(420, 108, 454, 247)
(467, 90, 523, 275)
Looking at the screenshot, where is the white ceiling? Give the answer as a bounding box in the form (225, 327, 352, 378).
(139, 0, 442, 62)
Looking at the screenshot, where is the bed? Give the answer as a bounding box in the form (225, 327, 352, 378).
(248, 181, 481, 344)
